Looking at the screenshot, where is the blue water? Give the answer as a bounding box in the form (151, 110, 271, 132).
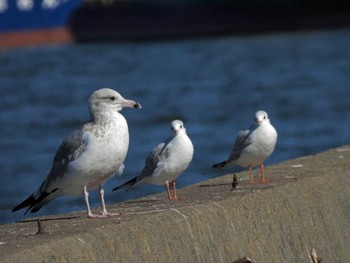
(1, 29, 350, 224)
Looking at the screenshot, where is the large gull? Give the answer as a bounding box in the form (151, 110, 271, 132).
(213, 110, 277, 183)
(12, 88, 141, 218)
(113, 120, 194, 200)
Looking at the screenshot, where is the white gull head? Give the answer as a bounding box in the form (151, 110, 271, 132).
(171, 119, 186, 136)
(254, 110, 270, 126)
(89, 88, 141, 120)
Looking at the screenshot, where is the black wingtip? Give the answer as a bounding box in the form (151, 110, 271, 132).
(112, 177, 138, 191)
(12, 189, 58, 215)
(212, 161, 227, 168)
(12, 194, 36, 213)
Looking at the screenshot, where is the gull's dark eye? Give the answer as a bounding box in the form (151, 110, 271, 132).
(180, 125, 183, 128)
(109, 96, 116, 101)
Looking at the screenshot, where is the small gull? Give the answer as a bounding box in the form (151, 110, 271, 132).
(113, 120, 194, 200)
(12, 88, 141, 218)
(213, 110, 277, 183)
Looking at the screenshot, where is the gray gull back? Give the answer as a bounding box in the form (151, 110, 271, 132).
(213, 110, 277, 183)
(113, 120, 194, 200)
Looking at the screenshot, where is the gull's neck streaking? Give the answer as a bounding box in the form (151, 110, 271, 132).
(90, 106, 121, 124)
(89, 91, 124, 123)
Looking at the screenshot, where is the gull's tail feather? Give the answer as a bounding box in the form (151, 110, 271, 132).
(12, 188, 59, 215)
(112, 177, 138, 192)
(212, 160, 228, 168)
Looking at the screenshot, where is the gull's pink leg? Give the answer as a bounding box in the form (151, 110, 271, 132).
(83, 186, 117, 218)
(248, 165, 254, 184)
(165, 181, 172, 200)
(171, 181, 178, 200)
(83, 186, 102, 218)
(99, 186, 120, 217)
(259, 163, 270, 183)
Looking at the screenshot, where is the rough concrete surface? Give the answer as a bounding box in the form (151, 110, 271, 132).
(0, 146, 349, 262)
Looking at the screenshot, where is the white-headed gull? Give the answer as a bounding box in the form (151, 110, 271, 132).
(12, 88, 141, 218)
(113, 120, 194, 200)
(213, 110, 277, 183)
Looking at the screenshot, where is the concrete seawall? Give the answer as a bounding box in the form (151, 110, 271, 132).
(1, 146, 349, 262)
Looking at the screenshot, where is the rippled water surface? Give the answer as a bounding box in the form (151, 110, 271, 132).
(1, 30, 350, 224)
